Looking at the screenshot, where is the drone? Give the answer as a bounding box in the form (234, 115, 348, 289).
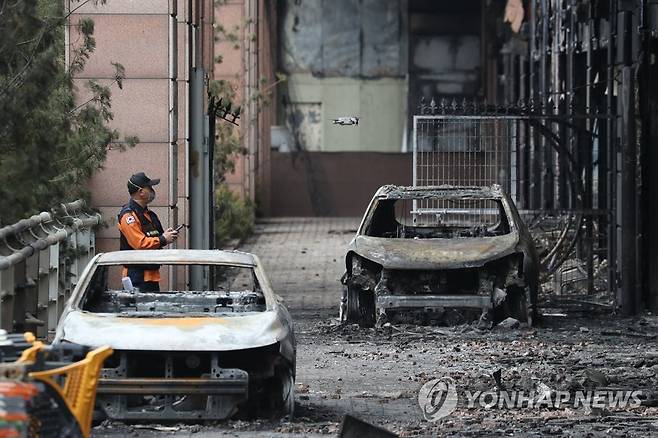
(332, 116, 360, 126)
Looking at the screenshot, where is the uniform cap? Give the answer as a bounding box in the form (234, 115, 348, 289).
(128, 172, 160, 194)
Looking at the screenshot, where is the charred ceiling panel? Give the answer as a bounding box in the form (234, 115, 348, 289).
(279, 0, 403, 78)
(320, 0, 361, 76)
(280, 0, 323, 74)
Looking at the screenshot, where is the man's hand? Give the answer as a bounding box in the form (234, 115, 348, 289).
(163, 228, 179, 244)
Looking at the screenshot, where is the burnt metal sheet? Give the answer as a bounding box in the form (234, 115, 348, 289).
(375, 184, 504, 200)
(95, 249, 256, 266)
(97, 375, 248, 395)
(352, 232, 520, 270)
(55, 310, 293, 355)
(377, 294, 492, 309)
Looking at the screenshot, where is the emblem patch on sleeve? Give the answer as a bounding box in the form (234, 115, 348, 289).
(126, 215, 136, 225)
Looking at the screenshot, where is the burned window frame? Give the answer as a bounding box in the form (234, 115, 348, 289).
(359, 191, 518, 239)
(71, 260, 275, 314)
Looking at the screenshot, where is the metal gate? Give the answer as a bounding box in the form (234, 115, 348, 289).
(412, 100, 612, 308)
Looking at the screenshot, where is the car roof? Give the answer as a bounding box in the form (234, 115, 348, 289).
(95, 249, 256, 266)
(374, 184, 505, 200)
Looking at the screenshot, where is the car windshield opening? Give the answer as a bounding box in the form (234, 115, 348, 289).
(365, 197, 511, 238)
(80, 263, 266, 316)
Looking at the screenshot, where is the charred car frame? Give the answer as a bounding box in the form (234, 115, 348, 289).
(53, 250, 295, 421)
(341, 185, 540, 327)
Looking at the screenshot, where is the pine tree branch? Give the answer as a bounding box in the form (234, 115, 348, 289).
(0, 0, 96, 98)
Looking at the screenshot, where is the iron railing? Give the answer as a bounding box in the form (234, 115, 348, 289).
(0, 200, 101, 338)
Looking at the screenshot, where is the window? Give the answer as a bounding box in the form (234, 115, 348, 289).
(80, 264, 266, 316)
(366, 197, 510, 239)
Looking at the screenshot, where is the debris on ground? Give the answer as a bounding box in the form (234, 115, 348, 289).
(89, 219, 658, 437)
(498, 317, 521, 329)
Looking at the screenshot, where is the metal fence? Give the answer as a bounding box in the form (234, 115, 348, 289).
(0, 200, 101, 338)
(412, 101, 611, 306)
(413, 115, 516, 193)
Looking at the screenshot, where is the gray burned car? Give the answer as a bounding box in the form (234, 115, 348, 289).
(53, 249, 295, 420)
(340, 185, 539, 328)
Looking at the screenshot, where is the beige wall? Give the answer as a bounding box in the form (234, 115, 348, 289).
(283, 74, 407, 153)
(214, 0, 278, 214)
(214, 0, 247, 200)
(69, 0, 214, 261)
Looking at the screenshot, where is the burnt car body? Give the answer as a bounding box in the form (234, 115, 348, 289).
(340, 185, 540, 327)
(53, 250, 295, 420)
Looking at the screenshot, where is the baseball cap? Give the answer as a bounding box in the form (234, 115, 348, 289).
(127, 172, 161, 194)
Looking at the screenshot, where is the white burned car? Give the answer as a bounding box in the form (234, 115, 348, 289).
(54, 250, 295, 420)
(341, 185, 540, 328)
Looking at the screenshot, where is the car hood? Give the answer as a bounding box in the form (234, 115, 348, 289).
(56, 310, 291, 352)
(350, 231, 520, 269)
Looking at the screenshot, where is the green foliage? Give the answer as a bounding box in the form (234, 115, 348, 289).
(214, 184, 254, 245)
(208, 79, 244, 181)
(0, 0, 137, 225)
(213, 22, 241, 50)
(209, 12, 287, 244)
(208, 78, 253, 246)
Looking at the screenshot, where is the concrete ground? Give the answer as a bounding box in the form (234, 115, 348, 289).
(239, 217, 359, 311)
(94, 218, 658, 437)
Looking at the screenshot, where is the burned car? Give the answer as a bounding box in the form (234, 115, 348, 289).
(53, 250, 295, 420)
(340, 185, 539, 328)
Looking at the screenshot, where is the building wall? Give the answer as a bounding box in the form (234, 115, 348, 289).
(214, 0, 247, 199)
(69, 0, 214, 274)
(68, 0, 174, 255)
(213, 0, 485, 215)
(282, 74, 407, 153)
(256, 0, 278, 215)
(213, 0, 278, 215)
(270, 151, 412, 217)
(278, 0, 408, 154)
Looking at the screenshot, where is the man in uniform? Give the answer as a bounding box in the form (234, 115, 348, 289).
(117, 172, 178, 292)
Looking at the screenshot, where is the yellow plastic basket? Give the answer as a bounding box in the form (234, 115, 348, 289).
(16, 335, 112, 438)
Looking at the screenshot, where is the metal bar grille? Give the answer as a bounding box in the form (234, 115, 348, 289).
(413, 116, 515, 191)
(411, 111, 611, 301)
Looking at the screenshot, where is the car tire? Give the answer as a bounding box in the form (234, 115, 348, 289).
(280, 368, 295, 420)
(505, 286, 530, 325)
(268, 365, 295, 420)
(346, 285, 375, 327)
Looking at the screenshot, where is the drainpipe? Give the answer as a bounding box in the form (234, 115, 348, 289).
(168, 0, 179, 289)
(189, 0, 210, 291)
